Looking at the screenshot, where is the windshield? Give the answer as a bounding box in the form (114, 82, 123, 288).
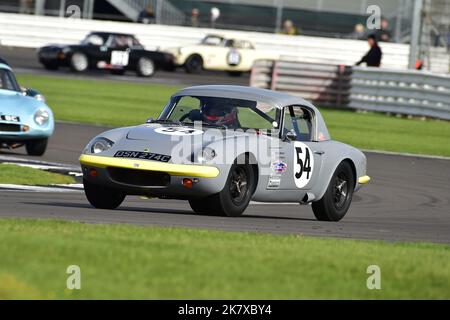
(81, 34, 105, 46)
(200, 35, 225, 46)
(159, 95, 280, 132)
(0, 69, 21, 92)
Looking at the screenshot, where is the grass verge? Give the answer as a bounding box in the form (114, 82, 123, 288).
(0, 219, 448, 299)
(18, 74, 450, 157)
(0, 164, 74, 185)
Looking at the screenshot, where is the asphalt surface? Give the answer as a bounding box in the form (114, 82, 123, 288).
(1, 122, 449, 243)
(0, 46, 249, 86)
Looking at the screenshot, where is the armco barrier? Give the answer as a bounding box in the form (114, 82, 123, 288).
(251, 60, 450, 120)
(0, 12, 448, 72)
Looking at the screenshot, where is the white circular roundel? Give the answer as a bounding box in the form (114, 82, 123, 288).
(293, 141, 314, 189)
(154, 127, 204, 136)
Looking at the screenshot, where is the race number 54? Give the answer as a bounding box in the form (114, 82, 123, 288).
(293, 142, 314, 188)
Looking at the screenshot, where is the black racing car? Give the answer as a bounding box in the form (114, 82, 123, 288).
(38, 32, 175, 77)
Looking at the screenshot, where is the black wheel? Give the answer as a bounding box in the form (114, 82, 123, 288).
(184, 55, 203, 74)
(70, 52, 89, 73)
(136, 57, 155, 77)
(25, 138, 48, 156)
(43, 63, 59, 70)
(312, 161, 355, 222)
(83, 179, 126, 210)
(189, 163, 255, 217)
(111, 69, 125, 76)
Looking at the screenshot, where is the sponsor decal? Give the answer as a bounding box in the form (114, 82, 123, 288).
(272, 161, 287, 174)
(267, 176, 281, 189)
(114, 150, 171, 163)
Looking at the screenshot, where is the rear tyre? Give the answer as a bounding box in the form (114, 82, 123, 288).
(70, 52, 89, 73)
(184, 55, 203, 74)
(312, 161, 355, 222)
(25, 138, 48, 156)
(83, 179, 126, 210)
(189, 163, 255, 217)
(136, 57, 155, 77)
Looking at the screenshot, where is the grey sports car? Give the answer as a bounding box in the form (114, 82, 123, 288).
(80, 85, 370, 221)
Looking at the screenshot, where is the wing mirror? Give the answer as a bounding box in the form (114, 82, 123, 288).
(285, 130, 297, 142)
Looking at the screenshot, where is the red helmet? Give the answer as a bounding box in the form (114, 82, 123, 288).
(202, 103, 237, 127)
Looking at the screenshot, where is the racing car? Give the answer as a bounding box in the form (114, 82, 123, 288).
(163, 34, 279, 75)
(80, 86, 370, 221)
(0, 63, 54, 156)
(38, 32, 175, 77)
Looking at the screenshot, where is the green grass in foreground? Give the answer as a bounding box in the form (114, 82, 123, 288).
(0, 164, 74, 185)
(0, 219, 448, 299)
(18, 74, 450, 157)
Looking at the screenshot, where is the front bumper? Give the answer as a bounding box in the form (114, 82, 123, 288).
(79, 154, 222, 198)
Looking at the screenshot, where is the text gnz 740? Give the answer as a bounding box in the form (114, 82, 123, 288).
(178, 304, 272, 317)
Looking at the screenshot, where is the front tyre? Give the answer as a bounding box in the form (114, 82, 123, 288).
(189, 164, 255, 217)
(184, 55, 203, 74)
(312, 161, 355, 222)
(136, 57, 155, 77)
(25, 138, 48, 156)
(83, 179, 126, 210)
(70, 52, 89, 73)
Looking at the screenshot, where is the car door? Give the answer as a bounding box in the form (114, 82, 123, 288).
(105, 35, 131, 69)
(277, 106, 324, 191)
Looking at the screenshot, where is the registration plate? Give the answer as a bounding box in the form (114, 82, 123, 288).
(114, 151, 171, 163)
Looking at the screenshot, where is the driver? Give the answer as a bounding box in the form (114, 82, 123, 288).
(201, 101, 240, 129)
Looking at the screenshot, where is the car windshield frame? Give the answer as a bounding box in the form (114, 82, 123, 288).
(0, 68, 21, 92)
(200, 35, 226, 47)
(158, 95, 281, 133)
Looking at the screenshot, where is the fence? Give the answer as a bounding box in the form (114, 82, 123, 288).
(251, 60, 450, 120)
(0, 12, 448, 72)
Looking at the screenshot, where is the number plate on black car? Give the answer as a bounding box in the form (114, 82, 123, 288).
(114, 151, 171, 163)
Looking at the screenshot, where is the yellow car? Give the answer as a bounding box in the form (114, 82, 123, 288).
(164, 34, 279, 75)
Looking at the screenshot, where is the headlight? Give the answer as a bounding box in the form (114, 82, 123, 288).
(91, 137, 114, 154)
(34, 109, 50, 126)
(34, 94, 46, 102)
(198, 147, 216, 162)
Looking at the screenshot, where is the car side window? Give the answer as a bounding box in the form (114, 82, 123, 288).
(108, 36, 129, 49)
(283, 106, 313, 141)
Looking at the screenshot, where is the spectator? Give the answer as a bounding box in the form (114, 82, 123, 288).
(20, 0, 34, 14)
(138, 5, 155, 24)
(377, 19, 392, 42)
(350, 23, 366, 40)
(282, 20, 299, 36)
(210, 7, 220, 28)
(191, 8, 200, 28)
(356, 35, 382, 67)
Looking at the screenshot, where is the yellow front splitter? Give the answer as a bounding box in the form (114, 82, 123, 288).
(79, 154, 220, 178)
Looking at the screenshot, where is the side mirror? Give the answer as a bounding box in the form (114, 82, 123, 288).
(146, 117, 154, 123)
(285, 130, 297, 142)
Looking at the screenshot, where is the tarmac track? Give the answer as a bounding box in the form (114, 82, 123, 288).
(0, 123, 449, 244)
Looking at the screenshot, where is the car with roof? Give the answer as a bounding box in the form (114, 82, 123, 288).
(163, 34, 279, 75)
(0, 63, 54, 156)
(38, 32, 175, 77)
(79, 85, 370, 221)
